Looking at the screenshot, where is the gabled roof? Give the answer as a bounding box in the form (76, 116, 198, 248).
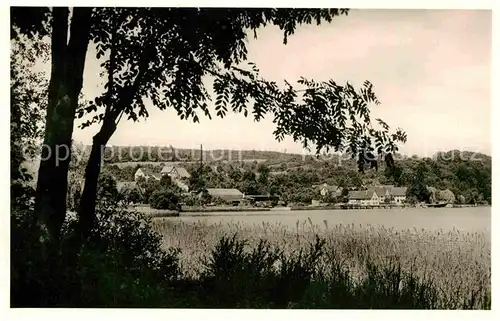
(325, 184, 340, 192)
(136, 167, 162, 180)
(136, 167, 156, 177)
(374, 187, 387, 197)
(348, 190, 376, 200)
(161, 165, 191, 178)
(161, 165, 175, 173)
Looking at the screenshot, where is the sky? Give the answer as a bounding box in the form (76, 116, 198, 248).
(48, 9, 493, 156)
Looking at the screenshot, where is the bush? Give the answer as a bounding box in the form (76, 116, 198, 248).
(11, 205, 181, 307)
(96, 172, 120, 209)
(121, 187, 142, 204)
(149, 189, 180, 210)
(139, 179, 161, 203)
(182, 194, 200, 206)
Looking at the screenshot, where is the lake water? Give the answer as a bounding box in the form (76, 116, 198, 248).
(172, 207, 491, 233)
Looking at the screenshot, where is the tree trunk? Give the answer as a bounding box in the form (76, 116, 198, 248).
(75, 124, 116, 243)
(34, 7, 70, 245)
(34, 7, 92, 246)
(72, 38, 154, 246)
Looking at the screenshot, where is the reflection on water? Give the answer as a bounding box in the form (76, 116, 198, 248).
(171, 207, 491, 233)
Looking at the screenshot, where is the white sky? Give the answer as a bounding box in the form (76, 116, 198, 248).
(41, 9, 492, 156)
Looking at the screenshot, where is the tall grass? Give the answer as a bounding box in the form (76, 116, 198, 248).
(12, 204, 490, 308)
(152, 218, 490, 309)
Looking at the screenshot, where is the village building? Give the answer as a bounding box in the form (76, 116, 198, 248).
(390, 187, 408, 204)
(374, 187, 390, 203)
(200, 188, 244, 205)
(161, 165, 191, 180)
(134, 165, 191, 192)
(348, 186, 408, 205)
(134, 167, 161, 181)
(348, 190, 380, 206)
(315, 183, 342, 197)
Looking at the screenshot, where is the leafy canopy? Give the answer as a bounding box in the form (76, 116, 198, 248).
(74, 8, 406, 160)
(10, 33, 49, 182)
(12, 8, 407, 169)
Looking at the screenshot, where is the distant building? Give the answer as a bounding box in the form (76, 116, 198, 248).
(201, 188, 244, 204)
(134, 165, 191, 192)
(347, 185, 409, 206)
(348, 190, 380, 206)
(134, 168, 161, 181)
(374, 187, 390, 203)
(390, 187, 408, 204)
(316, 183, 342, 197)
(161, 165, 191, 179)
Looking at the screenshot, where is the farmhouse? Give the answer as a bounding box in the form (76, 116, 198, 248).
(354, 185, 409, 205)
(134, 167, 161, 181)
(348, 190, 380, 206)
(161, 165, 191, 179)
(374, 187, 390, 203)
(390, 187, 408, 204)
(315, 183, 342, 197)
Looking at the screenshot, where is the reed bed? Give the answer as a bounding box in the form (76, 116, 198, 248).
(152, 218, 490, 309)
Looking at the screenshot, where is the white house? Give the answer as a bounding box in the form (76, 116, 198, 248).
(317, 183, 342, 197)
(390, 187, 407, 204)
(134, 168, 161, 182)
(374, 187, 390, 203)
(161, 165, 191, 180)
(348, 190, 380, 206)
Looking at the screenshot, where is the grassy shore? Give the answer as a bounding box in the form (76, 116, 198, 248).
(129, 205, 179, 217)
(152, 218, 490, 309)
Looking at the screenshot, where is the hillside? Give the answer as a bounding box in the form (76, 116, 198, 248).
(96, 147, 491, 205)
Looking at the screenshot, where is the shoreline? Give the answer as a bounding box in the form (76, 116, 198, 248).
(175, 204, 488, 217)
(130, 204, 489, 218)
